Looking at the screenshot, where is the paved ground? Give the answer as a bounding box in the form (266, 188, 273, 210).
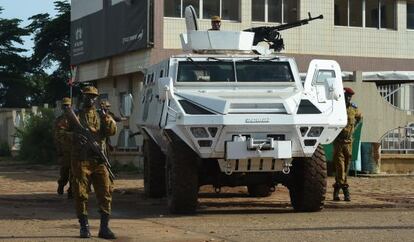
(0, 159, 413, 241)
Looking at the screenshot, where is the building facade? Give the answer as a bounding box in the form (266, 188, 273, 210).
(72, 0, 414, 161)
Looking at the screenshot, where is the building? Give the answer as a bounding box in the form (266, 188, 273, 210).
(71, 0, 414, 168)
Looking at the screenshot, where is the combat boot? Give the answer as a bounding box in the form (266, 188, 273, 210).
(342, 185, 351, 202)
(98, 213, 116, 239)
(67, 187, 73, 199)
(57, 183, 64, 195)
(78, 215, 91, 238)
(333, 183, 340, 201)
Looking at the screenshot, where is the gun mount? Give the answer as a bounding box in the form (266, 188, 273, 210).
(244, 13, 323, 52)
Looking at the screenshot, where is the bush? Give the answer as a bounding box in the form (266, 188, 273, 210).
(17, 108, 57, 164)
(0, 142, 11, 156)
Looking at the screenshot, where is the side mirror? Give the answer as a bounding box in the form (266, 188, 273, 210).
(157, 77, 173, 101)
(326, 78, 341, 101)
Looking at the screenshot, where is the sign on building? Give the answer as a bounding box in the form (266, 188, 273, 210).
(71, 0, 153, 65)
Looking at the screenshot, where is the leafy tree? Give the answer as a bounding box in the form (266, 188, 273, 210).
(16, 108, 57, 164)
(0, 7, 30, 107)
(28, 0, 71, 104)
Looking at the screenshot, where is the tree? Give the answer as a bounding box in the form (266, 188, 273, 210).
(28, 0, 71, 104)
(0, 7, 30, 107)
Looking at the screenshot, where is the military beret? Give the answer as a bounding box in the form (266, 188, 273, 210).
(344, 87, 355, 95)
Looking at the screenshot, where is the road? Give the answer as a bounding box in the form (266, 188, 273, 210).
(0, 160, 413, 242)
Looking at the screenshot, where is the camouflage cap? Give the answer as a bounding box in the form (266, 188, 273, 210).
(82, 86, 99, 96)
(100, 100, 111, 107)
(62, 97, 71, 105)
(211, 15, 221, 22)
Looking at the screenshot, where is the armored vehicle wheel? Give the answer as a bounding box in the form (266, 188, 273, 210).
(288, 145, 327, 212)
(247, 184, 272, 197)
(165, 142, 199, 214)
(143, 138, 166, 198)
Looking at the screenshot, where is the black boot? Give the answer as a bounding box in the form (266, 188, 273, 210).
(67, 186, 73, 199)
(57, 183, 64, 195)
(333, 183, 340, 201)
(78, 215, 91, 238)
(342, 185, 351, 202)
(98, 213, 116, 239)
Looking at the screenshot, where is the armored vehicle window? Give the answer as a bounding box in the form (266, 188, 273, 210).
(315, 70, 336, 84)
(177, 61, 235, 82)
(235, 62, 294, 82)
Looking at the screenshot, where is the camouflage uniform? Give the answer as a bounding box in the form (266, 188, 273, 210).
(54, 98, 72, 197)
(70, 107, 117, 217)
(69, 86, 117, 239)
(333, 87, 362, 201)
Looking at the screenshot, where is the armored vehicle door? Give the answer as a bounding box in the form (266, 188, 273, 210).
(139, 62, 170, 129)
(304, 60, 343, 112)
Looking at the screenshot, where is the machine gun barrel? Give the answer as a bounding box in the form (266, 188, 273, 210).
(65, 107, 115, 182)
(270, 13, 323, 32)
(244, 13, 323, 52)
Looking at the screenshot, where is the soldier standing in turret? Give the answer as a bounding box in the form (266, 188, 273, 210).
(209, 16, 221, 31)
(332, 87, 362, 202)
(54, 97, 73, 199)
(69, 86, 117, 239)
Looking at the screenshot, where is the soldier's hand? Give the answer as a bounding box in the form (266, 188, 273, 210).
(75, 134, 88, 145)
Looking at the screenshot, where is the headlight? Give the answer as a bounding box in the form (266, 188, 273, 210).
(308, 127, 324, 137)
(190, 127, 209, 138)
(299, 127, 309, 137)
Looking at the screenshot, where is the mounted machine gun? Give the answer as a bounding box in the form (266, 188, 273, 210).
(244, 13, 323, 52)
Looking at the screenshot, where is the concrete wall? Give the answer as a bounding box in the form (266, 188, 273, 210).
(346, 73, 414, 142)
(0, 107, 39, 154)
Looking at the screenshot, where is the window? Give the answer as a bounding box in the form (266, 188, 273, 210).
(120, 92, 133, 117)
(236, 61, 294, 82)
(164, 0, 240, 21)
(164, 0, 181, 18)
(251, 0, 298, 23)
(334, 0, 395, 29)
(177, 61, 235, 82)
(407, 0, 414, 29)
(315, 70, 335, 84)
(177, 60, 294, 82)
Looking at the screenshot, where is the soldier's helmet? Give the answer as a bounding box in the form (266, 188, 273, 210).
(211, 15, 221, 22)
(82, 86, 99, 96)
(62, 97, 71, 105)
(100, 100, 111, 108)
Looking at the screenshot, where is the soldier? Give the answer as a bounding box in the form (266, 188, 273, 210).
(209, 15, 221, 31)
(99, 100, 125, 154)
(69, 86, 117, 239)
(332, 87, 362, 202)
(54, 97, 73, 199)
(100, 100, 125, 123)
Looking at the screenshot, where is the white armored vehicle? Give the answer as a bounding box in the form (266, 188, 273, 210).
(137, 7, 347, 214)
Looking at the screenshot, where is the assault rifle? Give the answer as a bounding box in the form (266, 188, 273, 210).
(65, 107, 115, 182)
(244, 13, 323, 52)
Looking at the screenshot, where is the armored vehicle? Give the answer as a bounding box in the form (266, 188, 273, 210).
(137, 7, 347, 214)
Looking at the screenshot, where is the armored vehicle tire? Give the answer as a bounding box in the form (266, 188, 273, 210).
(247, 184, 273, 197)
(143, 138, 166, 198)
(288, 146, 327, 212)
(166, 142, 199, 214)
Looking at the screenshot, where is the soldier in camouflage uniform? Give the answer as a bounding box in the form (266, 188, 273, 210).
(69, 86, 117, 239)
(333, 87, 362, 202)
(54, 97, 73, 199)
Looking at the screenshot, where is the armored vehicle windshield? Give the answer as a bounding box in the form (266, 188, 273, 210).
(177, 60, 294, 83)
